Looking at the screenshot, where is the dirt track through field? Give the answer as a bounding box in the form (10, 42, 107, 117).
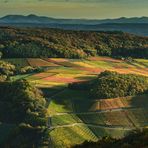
(50, 107, 137, 116)
(48, 107, 142, 130)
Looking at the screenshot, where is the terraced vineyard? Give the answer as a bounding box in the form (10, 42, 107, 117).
(49, 124, 98, 147)
(49, 95, 148, 147)
(1, 57, 148, 148)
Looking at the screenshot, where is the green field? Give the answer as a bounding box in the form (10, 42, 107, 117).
(49, 125, 98, 148)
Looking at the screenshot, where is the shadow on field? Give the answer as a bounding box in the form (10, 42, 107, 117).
(130, 94, 148, 108)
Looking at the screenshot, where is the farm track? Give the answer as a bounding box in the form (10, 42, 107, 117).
(48, 107, 148, 131)
(50, 107, 138, 116)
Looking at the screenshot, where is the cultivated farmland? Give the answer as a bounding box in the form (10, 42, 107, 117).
(2, 57, 148, 148)
(4, 57, 148, 88)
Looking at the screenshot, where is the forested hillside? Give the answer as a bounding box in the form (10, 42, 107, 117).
(69, 71, 148, 99)
(0, 80, 48, 147)
(0, 27, 148, 58)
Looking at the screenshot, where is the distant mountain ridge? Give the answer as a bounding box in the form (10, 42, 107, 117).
(0, 15, 148, 36)
(0, 14, 148, 24)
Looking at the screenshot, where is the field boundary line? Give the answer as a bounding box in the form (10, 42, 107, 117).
(49, 123, 135, 130)
(50, 107, 138, 116)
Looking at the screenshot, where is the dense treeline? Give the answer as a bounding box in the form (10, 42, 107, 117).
(74, 129, 148, 148)
(0, 80, 48, 148)
(0, 59, 44, 82)
(91, 71, 148, 99)
(69, 71, 148, 99)
(0, 60, 15, 81)
(0, 27, 148, 58)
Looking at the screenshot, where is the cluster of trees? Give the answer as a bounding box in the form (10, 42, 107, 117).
(69, 71, 148, 99)
(18, 66, 43, 74)
(0, 59, 44, 81)
(74, 129, 148, 148)
(0, 60, 15, 81)
(0, 80, 48, 147)
(0, 27, 148, 58)
(91, 71, 148, 99)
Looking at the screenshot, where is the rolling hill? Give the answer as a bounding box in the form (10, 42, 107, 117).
(0, 56, 148, 147)
(0, 27, 148, 59)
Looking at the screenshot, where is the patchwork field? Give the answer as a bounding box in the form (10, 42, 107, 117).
(2, 57, 148, 147)
(3, 57, 148, 89)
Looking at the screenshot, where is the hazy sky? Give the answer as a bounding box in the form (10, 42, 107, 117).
(0, 0, 148, 19)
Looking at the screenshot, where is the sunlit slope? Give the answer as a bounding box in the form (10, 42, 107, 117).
(48, 91, 148, 147)
(48, 90, 148, 114)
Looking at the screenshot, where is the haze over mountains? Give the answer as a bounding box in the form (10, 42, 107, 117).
(0, 15, 148, 36)
(0, 14, 148, 24)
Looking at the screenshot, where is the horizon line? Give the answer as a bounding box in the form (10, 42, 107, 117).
(0, 14, 148, 20)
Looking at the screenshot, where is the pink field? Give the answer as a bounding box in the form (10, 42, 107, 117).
(43, 75, 85, 83)
(46, 59, 79, 67)
(27, 58, 58, 67)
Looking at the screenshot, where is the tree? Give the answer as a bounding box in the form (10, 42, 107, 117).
(0, 51, 2, 59)
(0, 60, 15, 81)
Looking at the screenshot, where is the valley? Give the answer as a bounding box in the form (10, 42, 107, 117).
(1, 56, 148, 147)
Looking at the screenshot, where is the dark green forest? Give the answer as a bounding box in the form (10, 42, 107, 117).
(0, 60, 15, 81)
(69, 71, 148, 99)
(0, 27, 148, 58)
(0, 80, 48, 148)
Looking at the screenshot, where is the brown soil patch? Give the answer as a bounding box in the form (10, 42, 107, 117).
(78, 67, 104, 73)
(43, 76, 85, 83)
(27, 58, 57, 67)
(99, 98, 130, 110)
